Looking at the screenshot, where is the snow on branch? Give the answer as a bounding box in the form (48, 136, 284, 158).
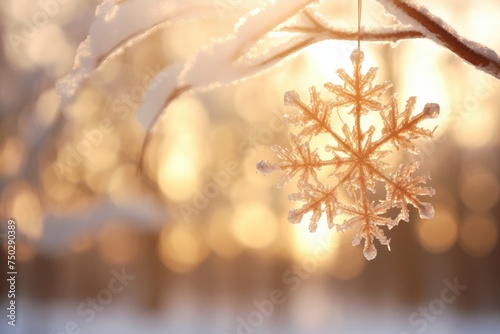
(280, 9, 425, 43)
(285, 6, 500, 79)
(55, 0, 500, 169)
(56, 0, 213, 107)
(135, 0, 317, 166)
(376, 0, 500, 79)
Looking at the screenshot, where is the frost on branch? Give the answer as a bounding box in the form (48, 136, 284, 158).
(56, 0, 214, 108)
(257, 49, 439, 260)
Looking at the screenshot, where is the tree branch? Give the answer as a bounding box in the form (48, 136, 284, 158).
(139, 0, 500, 166)
(281, 24, 425, 43)
(375, 0, 500, 79)
(283, 3, 500, 80)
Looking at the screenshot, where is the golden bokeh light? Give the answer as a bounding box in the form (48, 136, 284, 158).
(208, 125, 238, 160)
(42, 165, 80, 205)
(401, 41, 448, 103)
(229, 178, 270, 205)
(231, 202, 278, 250)
(432, 188, 458, 212)
(2, 0, 500, 316)
(64, 88, 105, 122)
(453, 107, 496, 149)
(459, 165, 499, 211)
(26, 23, 74, 75)
(158, 149, 201, 201)
(206, 212, 243, 259)
(460, 213, 498, 257)
(1, 181, 43, 240)
(157, 96, 208, 202)
(108, 164, 143, 201)
(416, 206, 458, 253)
(290, 213, 340, 266)
(305, 40, 359, 83)
(159, 96, 209, 138)
(234, 83, 273, 123)
(0, 137, 23, 176)
(84, 143, 119, 173)
(399, 41, 449, 129)
(158, 224, 210, 274)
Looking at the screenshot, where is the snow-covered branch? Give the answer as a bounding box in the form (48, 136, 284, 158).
(376, 0, 500, 79)
(281, 9, 425, 44)
(286, 6, 500, 79)
(55, 0, 500, 170)
(56, 0, 214, 107)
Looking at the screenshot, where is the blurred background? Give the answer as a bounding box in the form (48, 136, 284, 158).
(0, 0, 500, 333)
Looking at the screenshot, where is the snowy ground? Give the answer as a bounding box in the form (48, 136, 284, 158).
(2, 297, 499, 334)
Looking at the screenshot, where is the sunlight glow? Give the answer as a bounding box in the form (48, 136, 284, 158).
(290, 212, 341, 265)
(159, 149, 200, 201)
(157, 96, 209, 201)
(159, 224, 210, 273)
(231, 202, 278, 249)
(2, 182, 43, 239)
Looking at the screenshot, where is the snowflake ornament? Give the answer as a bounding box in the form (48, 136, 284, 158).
(257, 50, 439, 260)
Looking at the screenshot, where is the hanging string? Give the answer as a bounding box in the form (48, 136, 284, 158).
(357, 0, 362, 50)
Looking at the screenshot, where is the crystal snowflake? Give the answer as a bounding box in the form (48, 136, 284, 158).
(257, 50, 439, 260)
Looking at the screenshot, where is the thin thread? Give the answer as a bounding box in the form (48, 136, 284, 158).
(357, 0, 362, 50)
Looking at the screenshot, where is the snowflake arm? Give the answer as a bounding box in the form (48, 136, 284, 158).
(324, 51, 392, 114)
(288, 182, 339, 232)
(283, 88, 355, 154)
(256, 134, 338, 188)
(338, 202, 396, 260)
(377, 96, 440, 154)
(284, 87, 334, 138)
(385, 162, 436, 222)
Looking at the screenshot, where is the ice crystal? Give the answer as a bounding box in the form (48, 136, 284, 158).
(257, 50, 439, 260)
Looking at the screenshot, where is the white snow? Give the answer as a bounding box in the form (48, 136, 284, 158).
(137, 0, 318, 132)
(179, 0, 315, 88)
(3, 296, 500, 334)
(136, 63, 184, 130)
(376, 0, 500, 78)
(58, 0, 322, 133)
(58, 0, 500, 136)
(56, 0, 213, 108)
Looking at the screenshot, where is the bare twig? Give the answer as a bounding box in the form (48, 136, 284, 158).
(281, 24, 425, 42)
